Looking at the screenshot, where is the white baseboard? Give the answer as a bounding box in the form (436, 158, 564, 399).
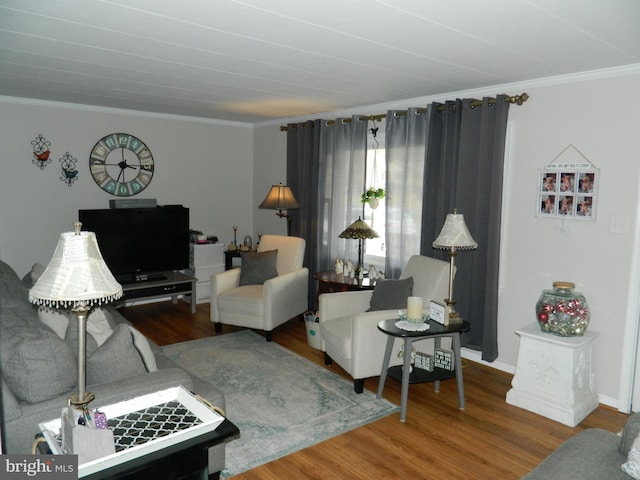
(460, 348, 515, 375)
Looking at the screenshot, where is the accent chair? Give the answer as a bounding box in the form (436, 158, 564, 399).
(319, 255, 452, 393)
(210, 234, 308, 341)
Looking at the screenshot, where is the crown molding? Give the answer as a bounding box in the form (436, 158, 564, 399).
(255, 63, 640, 129)
(0, 95, 254, 128)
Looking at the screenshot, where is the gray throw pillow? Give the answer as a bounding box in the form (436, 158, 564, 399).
(86, 324, 147, 385)
(21, 262, 46, 288)
(239, 249, 278, 286)
(367, 277, 414, 311)
(1, 329, 77, 404)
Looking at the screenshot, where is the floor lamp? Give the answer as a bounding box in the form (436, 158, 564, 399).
(259, 183, 300, 236)
(432, 209, 477, 322)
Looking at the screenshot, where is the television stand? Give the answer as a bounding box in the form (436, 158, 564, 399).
(119, 271, 196, 313)
(117, 272, 168, 285)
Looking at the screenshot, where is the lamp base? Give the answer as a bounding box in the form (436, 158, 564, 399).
(69, 391, 95, 409)
(445, 300, 464, 324)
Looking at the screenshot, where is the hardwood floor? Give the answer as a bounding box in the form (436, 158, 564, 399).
(120, 300, 629, 480)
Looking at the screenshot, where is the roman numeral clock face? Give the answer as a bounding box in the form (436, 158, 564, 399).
(89, 133, 154, 196)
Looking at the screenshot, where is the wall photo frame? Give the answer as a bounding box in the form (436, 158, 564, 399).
(536, 145, 598, 221)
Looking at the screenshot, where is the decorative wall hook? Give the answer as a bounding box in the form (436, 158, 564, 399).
(59, 152, 78, 187)
(31, 133, 52, 170)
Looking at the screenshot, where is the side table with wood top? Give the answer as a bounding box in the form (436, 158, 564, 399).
(313, 271, 377, 295)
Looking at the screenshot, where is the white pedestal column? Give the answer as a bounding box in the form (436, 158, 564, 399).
(506, 323, 598, 427)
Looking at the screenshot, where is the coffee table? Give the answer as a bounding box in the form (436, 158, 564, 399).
(39, 386, 238, 479)
(376, 318, 470, 422)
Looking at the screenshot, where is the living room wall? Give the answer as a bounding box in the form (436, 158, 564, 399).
(2, 65, 639, 411)
(252, 65, 640, 410)
(0, 99, 254, 276)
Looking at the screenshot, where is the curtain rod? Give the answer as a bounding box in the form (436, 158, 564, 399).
(279, 92, 528, 131)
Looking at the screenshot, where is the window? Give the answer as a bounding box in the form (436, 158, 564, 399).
(363, 122, 386, 268)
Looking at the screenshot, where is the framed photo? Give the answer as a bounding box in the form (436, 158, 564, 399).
(429, 300, 450, 325)
(536, 169, 598, 220)
(536, 145, 599, 221)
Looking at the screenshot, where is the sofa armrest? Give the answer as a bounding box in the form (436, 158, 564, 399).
(90, 367, 195, 407)
(620, 412, 640, 455)
(211, 269, 241, 294)
(263, 267, 309, 321)
(210, 269, 241, 322)
(1, 377, 22, 423)
(318, 290, 373, 323)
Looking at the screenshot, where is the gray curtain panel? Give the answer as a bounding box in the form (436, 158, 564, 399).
(319, 117, 368, 269)
(287, 117, 368, 310)
(421, 96, 510, 361)
(287, 119, 322, 310)
(384, 108, 429, 278)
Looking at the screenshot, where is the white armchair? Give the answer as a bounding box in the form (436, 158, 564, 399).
(210, 235, 308, 341)
(319, 255, 452, 393)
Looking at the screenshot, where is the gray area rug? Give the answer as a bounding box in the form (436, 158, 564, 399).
(163, 330, 399, 477)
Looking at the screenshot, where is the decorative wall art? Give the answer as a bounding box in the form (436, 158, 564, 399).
(59, 152, 78, 187)
(31, 133, 52, 170)
(537, 144, 599, 221)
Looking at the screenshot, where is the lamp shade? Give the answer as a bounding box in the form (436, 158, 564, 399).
(339, 217, 379, 240)
(259, 183, 300, 211)
(432, 211, 478, 251)
(29, 223, 123, 308)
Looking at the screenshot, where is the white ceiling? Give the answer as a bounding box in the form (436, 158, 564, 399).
(1, 0, 639, 124)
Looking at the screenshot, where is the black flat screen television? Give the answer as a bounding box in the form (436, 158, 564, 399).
(78, 206, 189, 284)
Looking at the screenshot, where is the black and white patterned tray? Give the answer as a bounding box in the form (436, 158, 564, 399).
(39, 386, 224, 477)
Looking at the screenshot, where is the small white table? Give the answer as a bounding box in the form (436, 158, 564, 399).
(506, 323, 598, 427)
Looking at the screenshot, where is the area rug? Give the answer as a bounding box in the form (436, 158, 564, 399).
(163, 330, 399, 477)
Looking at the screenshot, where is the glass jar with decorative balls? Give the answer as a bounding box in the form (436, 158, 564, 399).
(535, 281, 590, 336)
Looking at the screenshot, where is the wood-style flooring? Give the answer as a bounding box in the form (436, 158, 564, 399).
(119, 300, 629, 480)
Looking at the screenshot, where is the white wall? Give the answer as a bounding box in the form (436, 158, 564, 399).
(2, 66, 639, 409)
(253, 66, 640, 409)
(0, 99, 253, 275)
(499, 70, 640, 407)
(252, 124, 288, 239)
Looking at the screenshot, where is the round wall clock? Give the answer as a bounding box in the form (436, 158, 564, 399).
(89, 133, 154, 196)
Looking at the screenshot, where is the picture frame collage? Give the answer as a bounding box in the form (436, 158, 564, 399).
(537, 145, 599, 221)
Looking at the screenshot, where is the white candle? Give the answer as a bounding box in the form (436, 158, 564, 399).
(407, 296, 423, 321)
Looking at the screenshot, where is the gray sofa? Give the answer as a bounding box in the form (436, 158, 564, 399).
(523, 411, 640, 479)
(0, 260, 228, 477)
